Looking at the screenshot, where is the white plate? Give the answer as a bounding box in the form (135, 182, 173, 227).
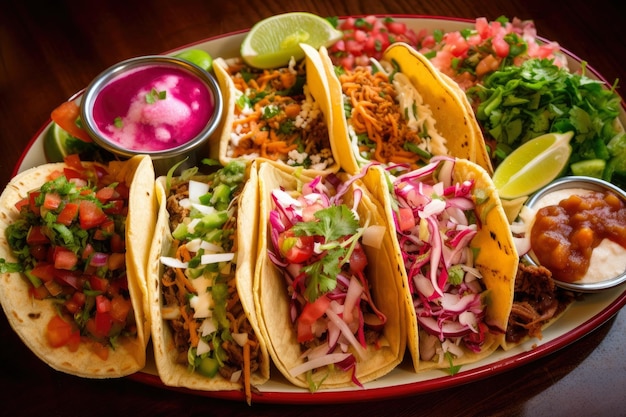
(13, 15, 626, 404)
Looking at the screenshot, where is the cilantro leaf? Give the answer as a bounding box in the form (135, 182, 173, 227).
(292, 205, 359, 242)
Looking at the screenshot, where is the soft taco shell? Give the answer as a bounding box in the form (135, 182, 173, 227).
(147, 162, 270, 391)
(212, 44, 340, 177)
(362, 158, 517, 372)
(0, 155, 155, 378)
(254, 162, 406, 389)
(319, 42, 491, 175)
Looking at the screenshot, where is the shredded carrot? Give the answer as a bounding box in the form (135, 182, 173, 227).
(180, 306, 199, 347)
(226, 61, 332, 168)
(339, 67, 430, 168)
(243, 342, 252, 405)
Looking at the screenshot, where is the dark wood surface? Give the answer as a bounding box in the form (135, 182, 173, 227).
(1, 1, 625, 416)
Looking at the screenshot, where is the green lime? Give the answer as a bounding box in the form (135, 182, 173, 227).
(175, 49, 213, 72)
(43, 122, 72, 162)
(240, 12, 343, 69)
(492, 131, 574, 199)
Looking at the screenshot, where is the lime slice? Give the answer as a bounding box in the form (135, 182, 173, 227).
(175, 49, 213, 71)
(240, 12, 343, 69)
(43, 122, 72, 162)
(492, 131, 574, 199)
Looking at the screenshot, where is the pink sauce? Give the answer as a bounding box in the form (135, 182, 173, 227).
(92, 65, 214, 151)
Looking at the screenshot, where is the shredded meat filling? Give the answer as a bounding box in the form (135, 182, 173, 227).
(506, 262, 575, 344)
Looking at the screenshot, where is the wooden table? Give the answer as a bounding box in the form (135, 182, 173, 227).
(1, 1, 625, 416)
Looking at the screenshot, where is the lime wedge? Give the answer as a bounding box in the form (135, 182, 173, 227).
(492, 131, 574, 199)
(43, 122, 72, 162)
(240, 12, 343, 69)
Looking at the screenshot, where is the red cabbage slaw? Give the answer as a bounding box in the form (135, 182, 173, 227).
(385, 156, 488, 364)
(267, 171, 387, 388)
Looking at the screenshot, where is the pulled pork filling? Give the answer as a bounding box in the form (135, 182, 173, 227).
(506, 262, 575, 344)
(161, 178, 262, 382)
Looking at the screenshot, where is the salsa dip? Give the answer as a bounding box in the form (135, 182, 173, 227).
(520, 176, 626, 292)
(80, 55, 223, 174)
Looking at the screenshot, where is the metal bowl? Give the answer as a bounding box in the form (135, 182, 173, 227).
(523, 176, 626, 292)
(80, 55, 223, 175)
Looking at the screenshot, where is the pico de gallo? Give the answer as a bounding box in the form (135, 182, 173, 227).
(0, 155, 136, 359)
(385, 157, 490, 369)
(267, 170, 387, 390)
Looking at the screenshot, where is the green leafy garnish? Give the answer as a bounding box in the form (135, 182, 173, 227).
(291, 205, 361, 301)
(145, 88, 167, 104)
(443, 351, 462, 375)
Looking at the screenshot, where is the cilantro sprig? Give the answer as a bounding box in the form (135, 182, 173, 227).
(291, 205, 361, 301)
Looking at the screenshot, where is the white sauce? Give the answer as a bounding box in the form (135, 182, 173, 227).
(523, 187, 626, 283)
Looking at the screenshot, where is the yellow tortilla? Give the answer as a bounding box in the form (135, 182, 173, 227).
(363, 158, 517, 372)
(212, 44, 341, 177)
(147, 161, 270, 393)
(318, 42, 492, 175)
(0, 155, 155, 378)
(254, 161, 406, 389)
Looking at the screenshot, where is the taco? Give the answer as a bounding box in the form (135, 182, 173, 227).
(212, 44, 340, 176)
(318, 42, 491, 175)
(362, 157, 517, 372)
(0, 155, 155, 378)
(147, 160, 269, 404)
(254, 161, 406, 391)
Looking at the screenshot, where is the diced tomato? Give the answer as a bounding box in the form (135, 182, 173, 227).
(94, 310, 113, 338)
(65, 291, 86, 314)
(110, 233, 125, 253)
(53, 269, 81, 289)
(43, 192, 62, 210)
(96, 186, 115, 203)
(397, 207, 415, 232)
(299, 294, 330, 324)
(63, 167, 84, 181)
(57, 202, 79, 226)
(90, 275, 110, 293)
(386, 20, 407, 35)
(30, 262, 56, 282)
(66, 331, 81, 352)
(278, 230, 315, 264)
(110, 295, 131, 323)
(14, 197, 29, 212)
(107, 252, 125, 270)
(348, 243, 368, 274)
(96, 294, 112, 313)
(78, 200, 107, 229)
(29, 244, 49, 261)
(296, 319, 314, 343)
(103, 199, 125, 215)
(492, 35, 510, 58)
(30, 284, 50, 300)
(28, 191, 41, 216)
(26, 225, 50, 245)
(46, 315, 77, 348)
(53, 247, 78, 270)
(50, 101, 93, 143)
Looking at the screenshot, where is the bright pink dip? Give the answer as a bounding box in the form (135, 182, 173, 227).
(92, 64, 214, 151)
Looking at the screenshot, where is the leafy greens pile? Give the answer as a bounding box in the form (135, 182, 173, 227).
(467, 58, 625, 186)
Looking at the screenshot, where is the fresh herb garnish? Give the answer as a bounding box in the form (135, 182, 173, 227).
(145, 88, 167, 104)
(291, 205, 360, 301)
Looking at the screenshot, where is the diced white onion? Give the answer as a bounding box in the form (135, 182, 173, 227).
(199, 318, 216, 336)
(288, 352, 352, 377)
(231, 332, 249, 347)
(196, 338, 211, 356)
(361, 224, 386, 248)
(160, 256, 188, 269)
(201, 253, 234, 265)
(188, 180, 210, 203)
(230, 369, 242, 383)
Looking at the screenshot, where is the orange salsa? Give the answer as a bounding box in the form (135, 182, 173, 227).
(530, 191, 626, 282)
